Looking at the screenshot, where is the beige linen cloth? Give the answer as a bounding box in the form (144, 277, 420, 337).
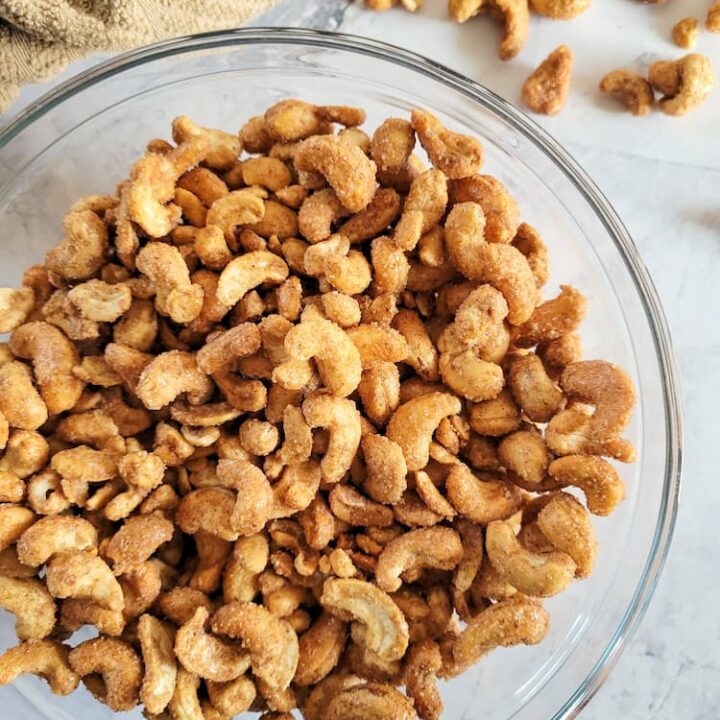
(0, 0, 279, 113)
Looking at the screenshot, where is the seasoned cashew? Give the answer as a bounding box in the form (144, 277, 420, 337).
(223, 533, 269, 603)
(392, 309, 439, 381)
(486, 519, 575, 597)
(347, 324, 409, 369)
(105, 512, 174, 575)
(0, 504, 36, 552)
(196, 322, 261, 374)
(394, 169, 448, 250)
(294, 611, 348, 686)
(386, 392, 462, 471)
(172, 115, 240, 171)
(0, 361, 47, 431)
(452, 598, 550, 667)
(206, 674, 257, 717)
(362, 434, 408, 505)
(45, 552, 124, 612)
(175, 606, 250, 682)
(498, 430, 550, 486)
(411, 109, 483, 179)
(329, 484, 395, 527)
(303, 394, 362, 484)
(136, 350, 213, 410)
(376, 527, 463, 592)
(298, 188, 351, 243)
(167, 666, 204, 720)
(216, 250, 289, 308)
(45, 210, 108, 280)
(405, 640, 443, 720)
(508, 353, 564, 423)
(446, 463, 523, 524)
(60, 598, 125, 636)
(271, 461, 322, 517)
(340, 188, 402, 244)
(263, 99, 363, 142)
(599, 69, 654, 116)
(545, 455, 625, 515)
(67, 279, 132, 322)
(522, 45, 574, 116)
(648, 53, 716, 116)
(136, 242, 204, 324)
(138, 613, 177, 715)
(294, 135, 376, 213)
(514, 285, 587, 347)
(0, 639, 79, 695)
(321, 578, 409, 661)
(177, 487, 241, 542)
(69, 637, 142, 711)
(211, 601, 299, 691)
(0, 288, 35, 333)
(324, 682, 416, 720)
(9, 322, 84, 414)
(216, 458, 273, 536)
(0, 576, 56, 639)
(17, 515, 97, 566)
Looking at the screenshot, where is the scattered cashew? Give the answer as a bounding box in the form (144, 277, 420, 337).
(0, 639, 79, 695)
(649, 53, 716, 116)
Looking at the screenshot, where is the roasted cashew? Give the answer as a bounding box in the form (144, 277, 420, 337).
(0, 576, 56, 639)
(298, 188, 351, 243)
(486, 519, 575, 596)
(514, 285, 587, 347)
(223, 533, 269, 603)
(0, 361, 47, 430)
(177, 487, 240, 542)
(175, 606, 250, 682)
(211, 601, 299, 691)
(405, 640, 443, 720)
(45, 210, 108, 280)
(324, 682, 416, 720)
(104, 512, 174, 575)
(138, 613, 177, 715)
(216, 249, 289, 308)
(321, 578, 409, 661)
(508, 353, 565, 423)
(0, 288, 35, 334)
(303, 394, 363, 484)
(294, 135, 377, 213)
(196, 322, 261, 375)
(452, 598, 550, 667)
(0, 639, 79, 695)
(329, 484, 395, 527)
(45, 552, 124, 612)
(386, 392, 462, 471)
(599, 69, 654, 116)
(216, 458, 273, 536)
(392, 309, 439, 381)
(172, 115, 240, 171)
(446, 463, 523, 524)
(60, 598, 125, 637)
(522, 45, 574, 116)
(545, 455, 625, 515)
(136, 350, 213, 410)
(68, 637, 142, 711)
(264, 99, 365, 142)
(362, 433, 408, 505)
(340, 188, 402, 244)
(358, 361, 401, 426)
(17, 515, 97, 566)
(375, 527, 464, 592)
(294, 611, 348, 686)
(649, 53, 716, 116)
(0, 504, 36, 551)
(136, 241, 204, 324)
(207, 674, 257, 717)
(168, 666, 204, 720)
(394, 169, 448, 251)
(9, 322, 84, 414)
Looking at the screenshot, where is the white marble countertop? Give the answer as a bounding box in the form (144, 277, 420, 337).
(2, 1, 719, 718)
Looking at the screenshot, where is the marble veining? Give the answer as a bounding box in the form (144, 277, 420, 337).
(1, 1, 719, 718)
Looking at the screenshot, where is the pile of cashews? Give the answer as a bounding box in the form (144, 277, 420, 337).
(0, 99, 636, 720)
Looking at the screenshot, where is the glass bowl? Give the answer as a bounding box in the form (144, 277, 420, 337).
(0, 28, 681, 720)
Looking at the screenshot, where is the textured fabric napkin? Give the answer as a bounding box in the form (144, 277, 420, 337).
(0, 0, 279, 113)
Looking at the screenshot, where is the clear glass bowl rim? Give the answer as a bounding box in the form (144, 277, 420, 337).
(0, 27, 682, 719)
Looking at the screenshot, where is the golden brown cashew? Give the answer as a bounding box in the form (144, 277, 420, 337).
(168, 666, 204, 720)
(446, 463, 523, 524)
(514, 285, 587, 347)
(294, 611, 348, 686)
(136, 350, 213, 410)
(324, 682, 416, 720)
(0, 362, 47, 431)
(321, 578, 409, 661)
(329, 485, 395, 527)
(375, 527, 464, 592)
(138, 613, 177, 715)
(392, 309, 439, 381)
(411, 109, 483, 179)
(68, 637, 142, 711)
(303, 394, 363, 484)
(16, 515, 98, 566)
(298, 188, 352, 243)
(508, 353, 564, 423)
(536, 492, 597, 577)
(223, 534, 269, 603)
(405, 640, 443, 720)
(294, 135, 377, 213)
(347, 325, 409, 369)
(172, 115, 240, 171)
(386, 392, 462, 471)
(45, 210, 108, 280)
(452, 598, 550, 667)
(136, 242, 204, 324)
(0, 577, 56, 639)
(0, 639, 80, 695)
(104, 512, 174, 575)
(485, 519, 576, 597)
(206, 188, 267, 241)
(175, 606, 250, 682)
(362, 433, 408, 505)
(216, 250, 289, 308)
(546, 455, 625, 515)
(394, 169, 448, 251)
(648, 53, 716, 116)
(206, 675, 257, 717)
(45, 552, 124, 612)
(177, 487, 241, 542)
(216, 459, 273, 535)
(211, 601, 299, 691)
(0, 288, 34, 334)
(9, 322, 84, 414)
(599, 70, 654, 116)
(0, 504, 36, 551)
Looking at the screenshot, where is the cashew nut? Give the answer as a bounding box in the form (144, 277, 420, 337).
(0, 504, 36, 551)
(177, 487, 241, 542)
(0, 639, 79, 695)
(136, 350, 213, 410)
(0, 361, 47, 431)
(546, 455, 625, 515)
(405, 640, 443, 720)
(362, 433, 408, 505)
(45, 210, 108, 280)
(0, 576, 56, 639)
(216, 249, 289, 308)
(324, 682, 416, 720)
(648, 53, 716, 116)
(446, 463, 523, 524)
(0, 288, 35, 334)
(216, 459, 273, 536)
(138, 613, 178, 715)
(45, 552, 124, 612)
(104, 512, 174, 575)
(522, 45, 574, 116)
(17, 515, 97, 566)
(599, 69, 655, 116)
(294, 611, 348, 686)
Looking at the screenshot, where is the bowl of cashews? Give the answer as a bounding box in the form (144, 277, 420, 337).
(0, 28, 681, 720)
